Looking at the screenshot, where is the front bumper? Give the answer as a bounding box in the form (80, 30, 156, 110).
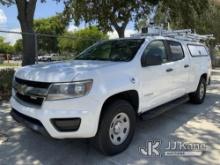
(10, 95, 102, 139)
(10, 109, 50, 137)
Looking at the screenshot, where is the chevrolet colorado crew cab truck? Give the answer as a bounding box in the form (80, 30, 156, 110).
(10, 36, 211, 155)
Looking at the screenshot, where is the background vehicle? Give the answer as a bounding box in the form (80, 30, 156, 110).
(38, 54, 56, 62)
(11, 55, 22, 61)
(10, 29, 212, 155)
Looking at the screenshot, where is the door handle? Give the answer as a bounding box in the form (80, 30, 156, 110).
(166, 68, 173, 72)
(184, 64, 190, 68)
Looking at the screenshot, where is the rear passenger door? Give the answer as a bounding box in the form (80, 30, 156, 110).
(166, 40, 190, 98)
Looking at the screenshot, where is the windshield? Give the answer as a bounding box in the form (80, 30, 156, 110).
(75, 39, 144, 62)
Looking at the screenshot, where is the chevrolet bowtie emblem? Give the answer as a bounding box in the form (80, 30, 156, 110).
(16, 83, 27, 95)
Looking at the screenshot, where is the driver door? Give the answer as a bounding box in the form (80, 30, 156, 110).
(139, 40, 175, 112)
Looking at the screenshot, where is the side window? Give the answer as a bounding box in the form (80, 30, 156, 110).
(167, 41, 184, 61)
(188, 45, 208, 57)
(142, 40, 167, 63)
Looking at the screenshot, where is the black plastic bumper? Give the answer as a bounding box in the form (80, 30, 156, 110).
(10, 109, 51, 137)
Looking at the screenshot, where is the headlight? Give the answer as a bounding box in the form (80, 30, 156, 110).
(47, 80, 93, 101)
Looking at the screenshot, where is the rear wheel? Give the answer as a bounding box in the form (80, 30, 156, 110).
(94, 100, 136, 155)
(189, 78, 207, 104)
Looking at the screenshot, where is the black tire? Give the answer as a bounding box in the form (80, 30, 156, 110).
(94, 99, 136, 156)
(189, 78, 207, 104)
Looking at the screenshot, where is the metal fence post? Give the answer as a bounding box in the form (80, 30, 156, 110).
(34, 33, 38, 64)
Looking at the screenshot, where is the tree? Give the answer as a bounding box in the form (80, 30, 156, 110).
(154, 1, 220, 61)
(0, 37, 14, 54)
(195, 4, 220, 57)
(58, 27, 108, 54)
(155, 1, 220, 43)
(0, 0, 38, 65)
(58, 31, 75, 53)
(156, 0, 209, 29)
(34, 15, 67, 53)
(63, 0, 209, 38)
(195, 4, 220, 43)
(0, 0, 60, 66)
(136, 18, 148, 32)
(64, 0, 158, 38)
(15, 0, 37, 66)
(14, 39, 23, 53)
(71, 27, 108, 53)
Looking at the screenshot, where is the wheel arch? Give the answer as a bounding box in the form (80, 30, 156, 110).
(97, 90, 139, 130)
(200, 73, 208, 84)
(101, 90, 139, 114)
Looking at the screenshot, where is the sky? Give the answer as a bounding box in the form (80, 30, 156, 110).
(0, 1, 136, 44)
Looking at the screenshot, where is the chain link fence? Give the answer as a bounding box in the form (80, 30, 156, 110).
(0, 30, 220, 68)
(0, 30, 104, 67)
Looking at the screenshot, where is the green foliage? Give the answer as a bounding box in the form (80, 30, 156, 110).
(0, 37, 14, 54)
(58, 32, 75, 53)
(214, 50, 220, 56)
(34, 14, 68, 53)
(155, 0, 220, 43)
(14, 39, 23, 53)
(64, 0, 156, 37)
(72, 27, 108, 53)
(64, 0, 211, 38)
(0, 62, 20, 67)
(0, 69, 15, 100)
(160, 0, 209, 28)
(58, 27, 108, 54)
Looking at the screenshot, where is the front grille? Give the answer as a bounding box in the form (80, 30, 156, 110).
(16, 92, 44, 106)
(15, 77, 51, 88)
(14, 77, 51, 106)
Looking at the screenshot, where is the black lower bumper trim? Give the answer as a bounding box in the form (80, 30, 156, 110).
(10, 109, 50, 137)
(51, 118, 81, 132)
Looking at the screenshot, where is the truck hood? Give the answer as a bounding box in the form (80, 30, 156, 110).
(15, 60, 120, 82)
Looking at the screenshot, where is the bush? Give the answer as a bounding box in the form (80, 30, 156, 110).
(0, 69, 15, 100)
(58, 27, 109, 54)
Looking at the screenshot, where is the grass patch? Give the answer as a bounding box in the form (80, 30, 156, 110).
(0, 63, 21, 68)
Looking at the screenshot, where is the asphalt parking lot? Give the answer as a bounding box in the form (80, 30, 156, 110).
(0, 70, 220, 165)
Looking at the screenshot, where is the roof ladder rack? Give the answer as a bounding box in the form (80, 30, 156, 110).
(131, 26, 215, 42)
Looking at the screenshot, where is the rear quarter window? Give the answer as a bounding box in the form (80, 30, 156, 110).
(187, 45, 208, 57)
(167, 41, 184, 61)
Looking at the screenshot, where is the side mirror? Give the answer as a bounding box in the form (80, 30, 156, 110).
(141, 49, 163, 67)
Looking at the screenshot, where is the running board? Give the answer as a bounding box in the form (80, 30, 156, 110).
(140, 95, 189, 120)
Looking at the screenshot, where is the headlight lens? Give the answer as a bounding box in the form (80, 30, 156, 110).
(47, 80, 93, 100)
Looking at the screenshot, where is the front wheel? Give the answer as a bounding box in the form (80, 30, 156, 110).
(189, 78, 207, 104)
(94, 100, 136, 155)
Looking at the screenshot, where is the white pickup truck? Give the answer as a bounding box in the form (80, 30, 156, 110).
(10, 36, 212, 155)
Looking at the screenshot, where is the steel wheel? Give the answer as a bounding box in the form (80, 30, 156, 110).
(93, 99, 136, 155)
(199, 82, 205, 100)
(189, 77, 207, 104)
(109, 112, 130, 145)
